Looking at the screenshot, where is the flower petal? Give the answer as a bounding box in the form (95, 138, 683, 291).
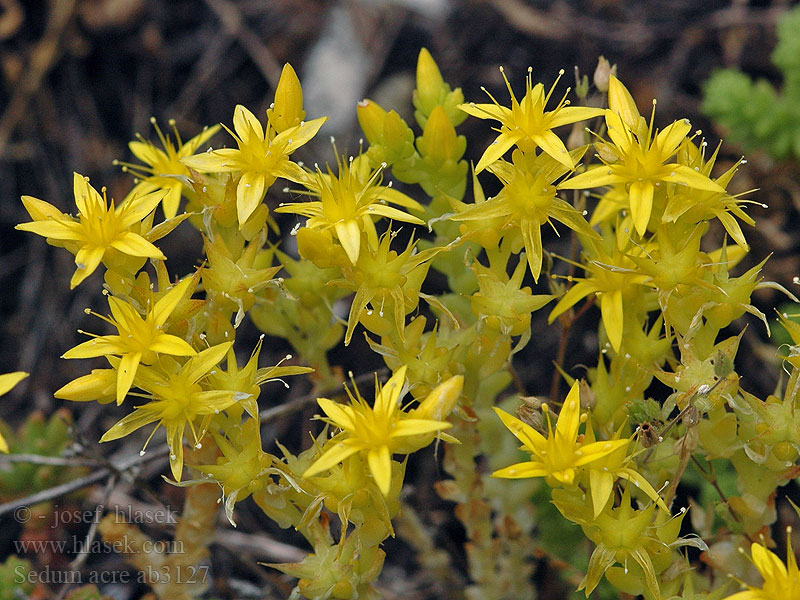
(149, 333, 196, 356)
(600, 288, 624, 352)
(493, 407, 546, 452)
(100, 407, 160, 442)
(392, 418, 451, 438)
(237, 172, 268, 226)
(475, 131, 521, 173)
(335, 220, 362, 265)
(317, 397, 355, 430)
(629, 179, 654, 236)
(492, 461, 549, 479)
(116, 352, 142, 404)
(0, 372, 28, 396)
(532, 130, 573, 168)
(110, 232, 165, 259)
(303, 439, 361, 478)
(555, 382, 581, 446)
(367, 445, 392, 496)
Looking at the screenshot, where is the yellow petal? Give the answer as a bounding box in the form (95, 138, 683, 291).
(392, 418, 450, 437)
(183, 342, 232, 383)
(608, 75, 641, 130)
(110, 232, 165, 258)
(533, 130, 573, 168)
(655, 118, 691, 156)
(181, 148, 241, 172)
(237, 172, 268, 227)
(269, 63, 305, 132)
(492, 461, 549, 479)
(166, 421, 186, 482)
(100, 407, 159, 442)
(55, 369, 116, 403)
(555, 382, 581, 445)
(233, 104, 264, 146)
(416, 375, 463, 420)
(589, 468, 614, 517)
(375, 366, 407, 416)
(335, 220, 362, 265)
(317, 397, 355, 430)
(475, 130, 521, 173)
(303, 439, 360, 478)
(0, 372, 28, 396)
(21, 195, 67, 221)
(116, 352, 142, 404)
(493, 406, 546, 452)
(600, 288, 624, 352)
(16, 219, 82, 241)
(558, 166, 627, 190)
(149, 333, 196, 356)
(272, 117, 327, 153)
(664, 165, 726, 193)
(629, 180, 654, 236)
(62, 336, 124, 359)
(750, 543, 787, 581)
(367, 445, 392, 496)
(153, 276, 194, 327)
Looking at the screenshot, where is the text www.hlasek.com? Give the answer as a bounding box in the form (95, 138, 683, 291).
(14, 536, 184, 555)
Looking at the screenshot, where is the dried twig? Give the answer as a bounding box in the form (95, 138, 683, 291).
(0, 0, 77, 155)
(0, 446, 169, 518)
(203, 0, 282, 89)
(0, 453, 101, 467)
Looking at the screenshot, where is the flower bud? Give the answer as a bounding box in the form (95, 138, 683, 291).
(414, 47, 446, 116)
(356, 98, 388, 146)
(267, 63, 305, 132)
(417, 105, 461, 165)
(593, 56, 617, 93)
(415, 375, 463, 421)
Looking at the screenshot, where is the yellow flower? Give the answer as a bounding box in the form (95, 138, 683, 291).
(492, 381, 628, 486)
(548, 241, 650, 353)
(725, 534, 800, 600)
(116, 118, 221, 219)
(559, 75, 725, 236)
(582, 421, 668, 517)
(458, 67, 604, 172)
(303, 365, 454, 496)
(663, 139, 757, 251)
(182, 104, 326, 227)
(0, 372, 28, 452)
(17, 173, 165, 288)
(276, 153, 424, 265)
(99, 342, 239, 481)
(451, 147, 597, 282)
(62, 276, 197, 404)
(332, 230, 444, 345)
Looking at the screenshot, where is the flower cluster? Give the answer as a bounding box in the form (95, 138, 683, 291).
(11, 46, 800, 600)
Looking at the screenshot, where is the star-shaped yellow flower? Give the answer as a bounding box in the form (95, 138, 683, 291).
(62, 276, 197, 404)
(17, 173, 165, 288)
(100, 342, 240, 481)
(492, 381, 628, 486)
(559, 75, 726, 236)
(458, 67, 604, 172)
(116, 118, 220, 219)
(303, 366, 455, 496)
(276, 153, 424, 265)
(182, 105, 326, 227)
